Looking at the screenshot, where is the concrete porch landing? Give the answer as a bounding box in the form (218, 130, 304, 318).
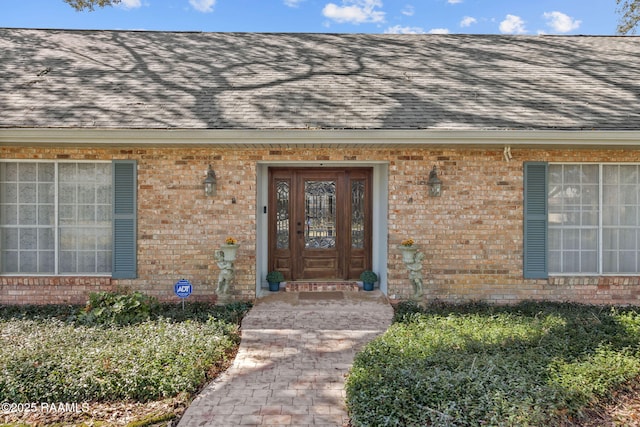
(178, 290, 394, 427)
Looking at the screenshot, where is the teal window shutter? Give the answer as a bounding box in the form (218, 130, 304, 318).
(523, 162, 548, 279)
(112, 160, 137, 279)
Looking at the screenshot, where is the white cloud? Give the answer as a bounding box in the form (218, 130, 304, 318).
(429, 28, 450, 34)
(284, 0, 305, 7)
(401, 5, 414, 16)
(447, 0, 462, 4)
(385, 25, 425, 34)
(118, 0, 142, 9)
(460, 16, 477, 28)
(322, 0, 385, 24)
(499, 14, 526, 34)
(189, 0, 216, 13)
(543, 11, 581, 33)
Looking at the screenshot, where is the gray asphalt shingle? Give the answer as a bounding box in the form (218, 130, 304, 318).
(1, 29, 639, 131)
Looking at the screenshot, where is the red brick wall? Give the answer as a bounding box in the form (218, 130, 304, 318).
(0, 276, 113, 305)
(2, 144, 640, 306)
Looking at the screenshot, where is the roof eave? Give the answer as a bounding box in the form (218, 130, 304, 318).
(1, 128, 640, 149)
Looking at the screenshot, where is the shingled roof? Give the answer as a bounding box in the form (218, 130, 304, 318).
(1, 28, 639, 131)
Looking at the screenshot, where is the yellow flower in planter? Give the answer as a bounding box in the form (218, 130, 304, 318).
(225, 237, 237, 245)
(401, 239, 414, 247)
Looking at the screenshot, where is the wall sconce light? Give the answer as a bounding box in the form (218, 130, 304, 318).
(203, 164, 217, 197)
(428, 165, 442, 197)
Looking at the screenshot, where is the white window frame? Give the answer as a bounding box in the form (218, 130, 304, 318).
(0, 160, 112, 276)
(549, 162, 640, 276)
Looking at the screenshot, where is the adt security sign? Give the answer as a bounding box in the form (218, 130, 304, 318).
(174, 279, 192, 299)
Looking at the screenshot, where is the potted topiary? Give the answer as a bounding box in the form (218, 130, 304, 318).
(359, 270, 378, 291)
(266, 270, 284, 292)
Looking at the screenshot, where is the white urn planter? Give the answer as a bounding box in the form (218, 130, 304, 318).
(399, 245, 418, 263)
(220, 244, 239, 262)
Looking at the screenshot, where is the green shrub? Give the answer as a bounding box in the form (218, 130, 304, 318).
(266, 270, 285, 283)
(0, 296, 252, 404)
(0, 296, 252, 327)
(76, 290, 159, 326)
(359, 270, 378, 283)
(346, 302, 640, 426)
(154, 300, 252, 325)
(0, 317, 239, 402)
(0, 304, 81, 321)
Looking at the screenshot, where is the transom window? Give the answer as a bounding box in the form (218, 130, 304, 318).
(0, 161, 112, 275)
(549, 164, 640, 274)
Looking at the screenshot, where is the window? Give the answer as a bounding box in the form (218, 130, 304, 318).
(0, 160, 137, 277)
(548, 164, 599, 273)
(524, 162, 640, 277)
(602, 165, 640, 273)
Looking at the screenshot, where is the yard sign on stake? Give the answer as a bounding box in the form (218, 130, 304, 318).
(174, 279, 192, 310)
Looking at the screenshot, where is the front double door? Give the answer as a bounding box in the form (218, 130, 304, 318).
(268, 168, 372, 281)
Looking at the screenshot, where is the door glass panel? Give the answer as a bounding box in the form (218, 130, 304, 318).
(304, 180, 336, 249)
(351, 180, 365, 249)
(276, 180, 290, 249)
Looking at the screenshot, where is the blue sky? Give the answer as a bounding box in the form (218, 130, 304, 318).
(2, 0, 620, 35)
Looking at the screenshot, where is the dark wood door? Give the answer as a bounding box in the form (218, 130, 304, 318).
(268, 168, 372, 281)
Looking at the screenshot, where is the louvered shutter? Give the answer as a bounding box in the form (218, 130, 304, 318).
(112, 160, 137, 279)
(523, 162, 548, 279)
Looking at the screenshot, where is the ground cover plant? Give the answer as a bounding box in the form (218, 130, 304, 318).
(346, 301, 640, 426)
(0, 291, 252, 426)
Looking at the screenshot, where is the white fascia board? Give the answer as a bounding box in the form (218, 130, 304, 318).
(1, 128, 640, 147)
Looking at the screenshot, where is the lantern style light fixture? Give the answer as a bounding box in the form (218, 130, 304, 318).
(428, 165, 442, 197)
(203, 164, 217, 197)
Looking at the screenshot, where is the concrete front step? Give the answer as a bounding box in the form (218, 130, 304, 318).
(284, 281, 361, 292)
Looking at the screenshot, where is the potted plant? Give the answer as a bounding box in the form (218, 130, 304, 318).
(266, 270, 284, 292)
(359, 270, 378, 291)
(399, 238, 418, 263)
(220, 237, 239, 262)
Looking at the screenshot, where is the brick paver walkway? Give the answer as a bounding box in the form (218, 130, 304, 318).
(178, 291, 394, 426)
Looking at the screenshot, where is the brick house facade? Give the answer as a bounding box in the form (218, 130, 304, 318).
(2, 29, 640, 305)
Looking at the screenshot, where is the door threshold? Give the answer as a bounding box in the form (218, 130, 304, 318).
(284, 281, 361, 292)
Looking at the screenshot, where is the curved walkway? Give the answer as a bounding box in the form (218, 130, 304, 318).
(178, 291, 394, 427)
